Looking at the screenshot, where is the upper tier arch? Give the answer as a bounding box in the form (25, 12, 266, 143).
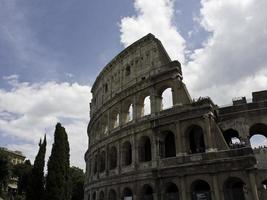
(90, 33, 182, 117)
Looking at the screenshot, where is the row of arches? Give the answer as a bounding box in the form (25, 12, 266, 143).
(91, 87, 174, 142)
(91, 125, 207, 176)
(88, 177, 256, 200)
(223, 123, 267, 148)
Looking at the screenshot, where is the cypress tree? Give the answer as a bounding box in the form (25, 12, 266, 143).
(26, 135, 46, 200)
(44, 123, 71, 200)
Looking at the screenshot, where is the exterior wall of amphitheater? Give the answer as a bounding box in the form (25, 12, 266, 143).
(84, 34, 267, 200)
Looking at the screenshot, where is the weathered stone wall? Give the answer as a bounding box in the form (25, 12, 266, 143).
(85, 34, 267, 200)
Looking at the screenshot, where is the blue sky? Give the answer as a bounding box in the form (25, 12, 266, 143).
(1, 0, 267, 169)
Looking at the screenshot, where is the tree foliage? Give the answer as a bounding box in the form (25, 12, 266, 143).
(44, 123, 71, 200)
(0, 151, 10, 194)
(26, 135, 46, 200)
(70, 167, 84, 200)
(12, 160, 32, 195)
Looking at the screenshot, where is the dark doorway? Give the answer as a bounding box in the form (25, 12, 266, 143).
(109, 146, 117, 170)
(191, 180, 211, 200)
(139, 136, 152, 162)
(165, 182, 179, 200)
(164, 132, 176, 158)
(223, 178, 245, 200)
(141, 184, 153, 200)
(109, 189, 117, 200)
(188, 125, 205, 153)
(122, 141, 132, 166)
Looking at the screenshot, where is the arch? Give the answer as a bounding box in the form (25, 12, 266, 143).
(262, 180, 267, 190)
(223, 129, 241, 146)
(88, 193, 90, 200)
(122, 187, 133, 200)
(223, 177, 246, 200)
(111, 109, 120, 129)
(187, 125, 205, 154)
(164, 182, 179, 200)
(142, 96, 151, 116)
(191, 180, 211, 200)
(141, 184, 153, 200)
(93, 154, 98, 175)
(164, 132, 176, 158)
(109, 189, 117, 200)
(127, 104, 133, 122)
(249, 123, 267, 148)
(139, 136, 152, 162)
(92, 192, 96, 200)
(161, 88, 173, 110)
(109, 146, 117, 170)
(99, 151, 106, 173)
(122, 141, 132, 166)
(99, 191, 105, 200)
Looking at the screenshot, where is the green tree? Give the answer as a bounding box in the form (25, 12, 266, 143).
(0, 151, 10, 195)
(12, 160, 32, 195)
(44, 123, 71, 200)
(70, 167, 84, 200)
(26, 135, 46, 200)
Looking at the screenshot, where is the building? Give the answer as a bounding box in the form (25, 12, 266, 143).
(0, 147, 25, 166)
(0, 147, 26, 193)
(84, 34, 267, 200)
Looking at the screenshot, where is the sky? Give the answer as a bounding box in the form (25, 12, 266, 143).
(0, 0, 267, 169)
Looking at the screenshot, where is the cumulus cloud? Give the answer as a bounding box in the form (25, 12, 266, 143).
(184, 0, 267, 104)
(120, 0, 186, 63)
(0, 75, 91, 169)
(120, 0, 267, 105)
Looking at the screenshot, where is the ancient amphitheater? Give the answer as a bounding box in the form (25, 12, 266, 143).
(84, 34, 267, 200)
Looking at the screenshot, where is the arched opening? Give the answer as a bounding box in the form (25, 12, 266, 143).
(109, 146, 117, 170)
(123, 187, 133, 200)
(112, 110, 120, 129)
(126, 65, 131, 76)
(223, 177, 246, 200)
(88, 194, 90, 200)
(223, 129, 241, 146)
(164, 132, 176, 158)
(250, 123, 267, 148)
(93, 155, 98, 175)
(187, 125, 205, 154)
(99, 151, 106, 173)
(161, 88, 173, 110)
(109, 189, 117, 200)
(99, 191, 104, 200)
(141, 184, 153, 200)
(164, 182, 179, 200)
(122, 141, 132, 166)
(142, 96, 151, 116)
(127, 104, 133, 122)
(262, 180, 267, 190)
(139, 136, 152, 162)
(191, 180, 211, 200)
(92, 192, 96, 200)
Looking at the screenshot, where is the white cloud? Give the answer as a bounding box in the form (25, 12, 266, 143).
(119, 0, 186, 63)
(184, 0, 267, 104)
(120, 0, 267, 106)
(0, 76, 91, 169)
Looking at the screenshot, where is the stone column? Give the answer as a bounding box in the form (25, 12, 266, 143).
(249, 171, 260, 200)
(150, 87, 161, 115)
(180, 177, 187, 200)
(204, 114, 215, 152)
(133, 94, 137, 122)
(175, 121, 183, 155)
(212, 175, 221, 200)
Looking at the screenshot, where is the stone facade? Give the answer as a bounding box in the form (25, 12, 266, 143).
(84, 34, 267, 200)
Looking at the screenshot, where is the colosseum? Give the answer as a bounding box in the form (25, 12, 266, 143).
(84, 33, 267, 200)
